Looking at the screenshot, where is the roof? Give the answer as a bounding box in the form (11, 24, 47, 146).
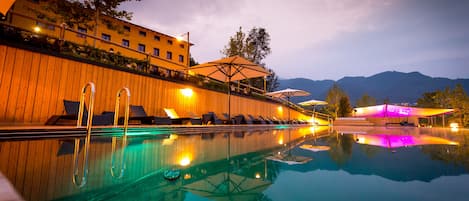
(354, 104, 454, 117)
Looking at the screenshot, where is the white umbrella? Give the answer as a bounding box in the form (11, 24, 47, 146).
(266, 88, 310, 123)
(190, 56, 270, 119)
(299, 99, 328, 120)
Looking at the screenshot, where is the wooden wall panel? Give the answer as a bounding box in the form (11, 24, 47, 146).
(0, 45, 308, 125)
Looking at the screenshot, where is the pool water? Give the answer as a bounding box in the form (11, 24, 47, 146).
(0, 126, 468, 201)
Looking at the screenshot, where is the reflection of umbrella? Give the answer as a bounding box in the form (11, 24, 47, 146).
(190, 56, 270, 119)
(266, 88, 310, 122)
(299, 145, 330, 152)
(266, 153, 312, 165)
(183, 172, 271, 201)
(354, 134, 459, 149)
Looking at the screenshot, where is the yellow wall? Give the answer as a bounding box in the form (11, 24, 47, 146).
(0, 45, 309, 125)
(2, 0, 188, 71)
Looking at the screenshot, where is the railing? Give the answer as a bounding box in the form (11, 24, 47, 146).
(72, 82, 96, 188)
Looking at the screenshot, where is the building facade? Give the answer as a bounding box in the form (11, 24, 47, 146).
(1, 0, 190, 71)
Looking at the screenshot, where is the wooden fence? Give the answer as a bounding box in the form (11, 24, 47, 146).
(0, 45, 308, 125)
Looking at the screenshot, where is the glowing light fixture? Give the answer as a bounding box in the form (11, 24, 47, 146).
(33, 26, 41, 33)
(179, 157, 191, 166)
(450, 123, 459, 129)
(277, 106, 283, 113)
(255, 173, 261, 179)
(181, 88, 193, 97)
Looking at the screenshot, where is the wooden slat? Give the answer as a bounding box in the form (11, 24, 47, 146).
(0, 47, 16, 121)
(0, 45, 306, 124)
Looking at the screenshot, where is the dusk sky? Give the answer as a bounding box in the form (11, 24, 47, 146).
(122, 0, 469, 80)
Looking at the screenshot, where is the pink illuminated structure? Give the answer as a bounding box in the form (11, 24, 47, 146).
(354, 134, 459, 148)
(353, 104, 454, 118)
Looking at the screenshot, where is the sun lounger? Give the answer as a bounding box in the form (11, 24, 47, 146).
(163, 108, 202, 125)
(45, 100, 114, 126)
(127, 105, 171, 125)
(202, 112, 232, 125)
(247, 115, 264, 124)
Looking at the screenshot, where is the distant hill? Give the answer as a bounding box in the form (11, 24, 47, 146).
(278, 71, 469, 105)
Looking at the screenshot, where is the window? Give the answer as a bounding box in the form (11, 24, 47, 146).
(77, 27, 87, 38)
(101, 33, 111, 41)
(167, 40, 173, 45)
(138, 44, 146, 52)
(154, 35, 160, 41)
(139, 31, 146, 37)
(166, 51, 172, 60)
(178, 55, 184, 63)
(179, 44, 185, 49)
(36, 21, 54, 31)
(123, 25, 130, 32)
(153, 48, 159, 56)
(122, 39, 129, 47)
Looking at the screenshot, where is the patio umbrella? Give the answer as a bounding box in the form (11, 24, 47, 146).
(299, 99, 328, 122)
(0, 0, 15, 16)
(266, 88, 310, 123)
(190, 56, 270, 119)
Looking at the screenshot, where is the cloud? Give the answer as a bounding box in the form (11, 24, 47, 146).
(120, 0, 469, 80)
(122, 0, 390, 62)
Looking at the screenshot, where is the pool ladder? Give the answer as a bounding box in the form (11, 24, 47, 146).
(72, 83, 131, 187)
(111, 87, 131, 179)
(72, 82, 95, 188)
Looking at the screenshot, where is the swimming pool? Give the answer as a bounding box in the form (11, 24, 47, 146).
(0, 126, 468, 201)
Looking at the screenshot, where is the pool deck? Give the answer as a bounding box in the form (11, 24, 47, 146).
(0, 124, 312, 140)
(0, 172, 24, 201)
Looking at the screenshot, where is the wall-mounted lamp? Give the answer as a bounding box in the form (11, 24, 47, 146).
(33, 26, 41, 33)
(181, 88, 193, 97)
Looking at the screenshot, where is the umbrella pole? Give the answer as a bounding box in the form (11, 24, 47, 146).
(228, 77, 231, 120)
(287, 96, 290, 124)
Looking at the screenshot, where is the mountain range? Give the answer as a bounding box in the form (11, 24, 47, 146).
(278, 71, 469, 105)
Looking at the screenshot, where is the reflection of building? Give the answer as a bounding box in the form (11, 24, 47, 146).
(1, 0, 190, 71)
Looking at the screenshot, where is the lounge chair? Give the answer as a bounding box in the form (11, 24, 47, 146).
(247, 114, 264, 124)
(127, 105, 171, 125)
(258, 116, 273, 124)
(202, 112, 231, 125)
(163, 108, 202, 125)
(45, 100, 114, 126)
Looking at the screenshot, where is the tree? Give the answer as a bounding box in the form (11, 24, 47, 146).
(221, 26, 279, 91)
(43, 0, 140, 46)
(416, 84, 469, 127)
(356, 93, 376, 107)
(338, 96, 352, 117)
(245, 27, 271, 65)
(325, 83, 348, 118)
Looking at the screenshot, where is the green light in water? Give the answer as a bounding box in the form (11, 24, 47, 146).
(275, 125, 290, 129)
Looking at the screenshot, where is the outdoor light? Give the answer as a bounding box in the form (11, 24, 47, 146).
(278, 137, 284, 145)
(179, 157, 191, 166)
(33, 26, 41, 33)
(184, 174, 192, 180)
(277, 106, 283, 113)
(255, 173, 261, 179)
(450, 122, 459, 128)
(450, 123, 459, 132)
(181, 88, 193, 97)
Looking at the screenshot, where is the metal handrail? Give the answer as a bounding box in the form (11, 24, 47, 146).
(110, 87, 130, 179)
(110, 136, 127, 179)
(113, 87, 131, 133)
(73, 82, 95, 188)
